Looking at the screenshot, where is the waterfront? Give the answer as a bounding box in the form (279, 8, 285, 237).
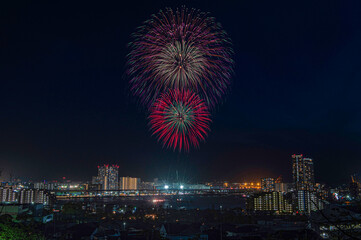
(58, 194, 247, 210)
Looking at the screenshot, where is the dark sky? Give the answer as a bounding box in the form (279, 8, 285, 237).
(1, 1, 361, 185)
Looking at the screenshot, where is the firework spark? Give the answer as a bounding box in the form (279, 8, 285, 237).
(127, 7, 233, 107)
(149, 89, 211, 151)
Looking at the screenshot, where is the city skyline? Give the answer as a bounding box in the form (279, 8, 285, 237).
(0, 153, 345, 188)
(2, 2, 361, 239)
(1, 1, 361, 185)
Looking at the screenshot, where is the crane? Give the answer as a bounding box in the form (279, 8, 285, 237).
(351, 174, 360, 187)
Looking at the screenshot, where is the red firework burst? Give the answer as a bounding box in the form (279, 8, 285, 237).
(149, 89, 211, 151)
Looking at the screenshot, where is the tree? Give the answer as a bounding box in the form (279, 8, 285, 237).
(0, 214, 13, 223)
(0, 223, 45, 240)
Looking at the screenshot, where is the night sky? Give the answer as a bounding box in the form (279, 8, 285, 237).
(1, 1, 361, 185)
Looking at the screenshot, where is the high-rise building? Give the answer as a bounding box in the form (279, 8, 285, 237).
(138, 181, 155, 190)
(295, 190, 323, 214)
(315, 183, 329, 200)
(292, 154, 315, 191)
(18, 189, 51, 204)
(92, 176, 101, 185)
(19, 189, 35, 204)
(119, 177, 140, 190)
(275, 183, 289, 192)
(291, 154, 323, 214)
(98, 164, 119, 190)
(349, 175, 360, 199)
(248, 192, 292, 214)
(261, 178, 275, 192)
(1, 187, 53, 205)
(33, 182, 56, 190)
(0, 187, 17, 203)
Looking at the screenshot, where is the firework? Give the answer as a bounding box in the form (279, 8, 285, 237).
(127, 7, 233, 107)
(149, 89, 211, 151)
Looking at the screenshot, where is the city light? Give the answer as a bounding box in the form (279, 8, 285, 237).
(1, 3, 360, 239)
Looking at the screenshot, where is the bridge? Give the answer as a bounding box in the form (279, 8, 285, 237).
(51, 188, 259, 200)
